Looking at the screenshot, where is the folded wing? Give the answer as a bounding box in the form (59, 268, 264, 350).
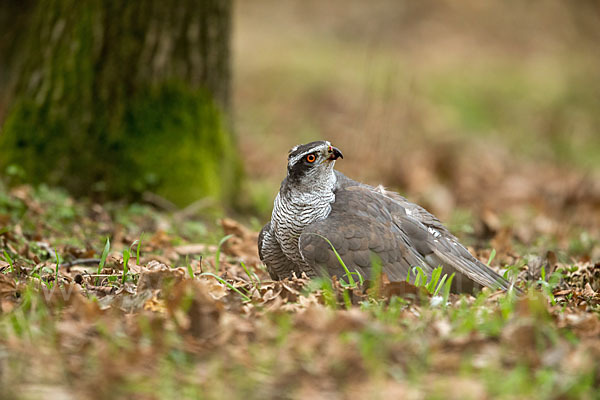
(299, 182, 512, 292)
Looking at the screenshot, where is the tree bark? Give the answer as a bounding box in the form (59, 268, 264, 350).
(0, 0, 240, 206)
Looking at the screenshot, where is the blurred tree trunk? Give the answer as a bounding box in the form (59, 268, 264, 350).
(0, 0, 240, 206)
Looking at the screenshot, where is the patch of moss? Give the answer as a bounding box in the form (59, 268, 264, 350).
(120, 83, 241, 206)
(0, 83, 241, 207)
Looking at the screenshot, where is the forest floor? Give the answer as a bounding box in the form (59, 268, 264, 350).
(0, 176, 599, 400)
(1, 1, 600, 399)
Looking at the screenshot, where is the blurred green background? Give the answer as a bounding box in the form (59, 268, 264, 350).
(1, 0, 599, 220)
(233, 0, 600, 231)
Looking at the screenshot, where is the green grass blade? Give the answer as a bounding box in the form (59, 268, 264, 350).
(185, 255, 195, 279)
(240, 261, 253, 282)
(411, 267, 419, 286)
(200, 272, 251, 302)
(419, 267, 427, 287)
(214, 234, 234, 273)
(241, 261, 260, 288)
(54, 247, 60, 287)
(121, 248, 130, 284)
(3, 250, 14, 274)
(305, 277, 337, 309)
(342, 289, 352, 309)
(412, 266, 427, 287)
(355, 270, 364, 286)
(369, 253, 383, 298)
(540, 265, 546, 282)
(426, 267, 443, 293)
(487, 248, 497, 266)
(96, 238, 111, 285)
(135, 233, 144, 265)
(433, 274, 448, 297)
(442, 273, 455, 303)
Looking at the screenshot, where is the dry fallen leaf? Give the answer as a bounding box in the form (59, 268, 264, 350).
(165, 280, 224, 339)
(174, 243, 216, 256)
(220, 218, 261, 265)
(137, 265, 185, 292)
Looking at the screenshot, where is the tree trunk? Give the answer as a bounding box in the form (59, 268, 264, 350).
(0, 0, 240, 206)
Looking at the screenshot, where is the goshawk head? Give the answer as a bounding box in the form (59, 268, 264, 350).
(285, 141, 343, 192)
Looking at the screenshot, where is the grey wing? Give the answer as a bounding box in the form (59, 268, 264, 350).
(258, 222, 297, 280)
(335, 172, 513, 292)
(310, 182, 512, 292)
(298, 189, 433, 282)
(398, 215, 512, 292)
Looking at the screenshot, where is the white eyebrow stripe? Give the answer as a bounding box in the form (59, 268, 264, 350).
(288, 142, 330, 166)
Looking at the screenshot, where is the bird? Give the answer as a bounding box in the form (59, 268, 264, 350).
(258, 140, 514, 293)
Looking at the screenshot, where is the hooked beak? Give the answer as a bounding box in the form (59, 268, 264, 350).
(327, 146, 343, 161)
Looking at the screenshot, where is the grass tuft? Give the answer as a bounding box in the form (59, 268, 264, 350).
(3, 250, 14, 274)
(122, 248, 131, 284)
(96, 237, 111, 285)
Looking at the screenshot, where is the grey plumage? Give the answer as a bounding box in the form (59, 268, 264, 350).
(258, 140, 513, 293)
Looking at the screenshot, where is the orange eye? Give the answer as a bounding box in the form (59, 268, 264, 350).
(306, 154, 316, 163)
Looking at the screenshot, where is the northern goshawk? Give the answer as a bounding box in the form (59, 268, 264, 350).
(258, 140, 513, 293)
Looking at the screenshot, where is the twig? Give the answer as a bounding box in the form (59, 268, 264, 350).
(59, 258, 101, 268)
(84, 284, 115, 294)
(142, 191, 178, 212)
(173, 197, 215, 220)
